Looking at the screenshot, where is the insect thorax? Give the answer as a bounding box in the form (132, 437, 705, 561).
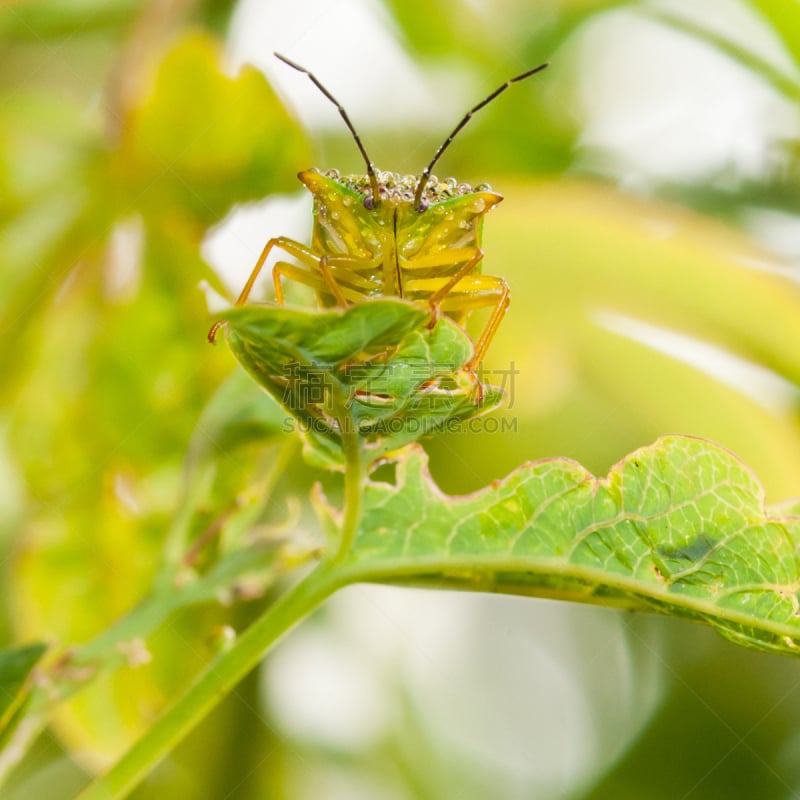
(315, 168, 493, 207)
(299, 167, 504, 271)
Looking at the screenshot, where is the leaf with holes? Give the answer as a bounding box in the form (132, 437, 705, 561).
(332, 435, 800, 657)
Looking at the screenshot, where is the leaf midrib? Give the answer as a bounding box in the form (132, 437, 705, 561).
(335, 554, 800, 642)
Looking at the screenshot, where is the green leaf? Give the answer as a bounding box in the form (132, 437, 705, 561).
(219, 300, 503, 468)
(119, 32, 310, 226)
(338, 435, 800, 657)
(0, 643, 47, 735)
(747, 0, 800, 74)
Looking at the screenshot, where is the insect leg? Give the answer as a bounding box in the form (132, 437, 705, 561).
(435, 274, 510, 367)
(272, 261, 374, 305)
(235, 237, 303, 305)
(465, 279, 509, 368)
(273, 254, 347, 307)
(423, 248, 484, 327)
(209, 237, 349, 342)
(210, 236, 303, 342)
(275, 253, 383, 306)
(304, 253, 383, 304)
(409, 273, 510, 403)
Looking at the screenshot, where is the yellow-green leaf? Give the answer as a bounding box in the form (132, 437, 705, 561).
(340, 435, 800, 657)
(120, 32, 309, 225)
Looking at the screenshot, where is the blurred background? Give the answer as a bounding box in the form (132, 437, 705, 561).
(2, 0, 800, 797)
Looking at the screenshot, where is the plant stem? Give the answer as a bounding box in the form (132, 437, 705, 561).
(68, 391, 363, 799)
(75, 562, 340, 800)
(334, 394, 365, 560)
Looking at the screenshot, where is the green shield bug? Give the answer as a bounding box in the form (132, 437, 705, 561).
(209, 53, 548, 379)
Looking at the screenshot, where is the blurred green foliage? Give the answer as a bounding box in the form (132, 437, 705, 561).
(1, 0, 799, 798)
(1, 0, 310, 792)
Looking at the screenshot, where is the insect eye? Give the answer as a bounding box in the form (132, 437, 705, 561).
(363, 195, 374, 210)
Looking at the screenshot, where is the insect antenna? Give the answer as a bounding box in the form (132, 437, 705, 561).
(413, 62, 549, 211)
(275, 52, 381, 207)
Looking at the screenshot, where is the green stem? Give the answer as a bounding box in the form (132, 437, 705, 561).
(76, 396, 366, 798)
(335, 401, 365, 560)
(75, 563, 340, 800)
